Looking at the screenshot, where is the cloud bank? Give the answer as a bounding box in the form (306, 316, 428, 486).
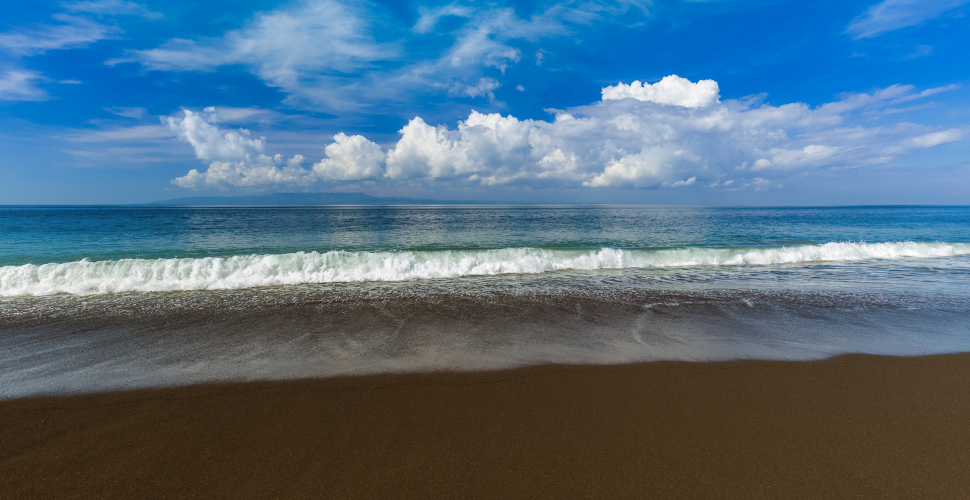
(168, 76, 966, 192)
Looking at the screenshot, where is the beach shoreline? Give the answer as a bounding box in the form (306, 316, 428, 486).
(3, 353, 970, 498)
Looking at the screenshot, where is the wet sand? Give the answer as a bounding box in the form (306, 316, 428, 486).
(2, 353, 970, 499)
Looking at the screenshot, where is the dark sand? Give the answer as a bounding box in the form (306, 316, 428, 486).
(3, 354, 970, 499)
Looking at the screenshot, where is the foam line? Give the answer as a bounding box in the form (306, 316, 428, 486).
(2, 241, 968, 296)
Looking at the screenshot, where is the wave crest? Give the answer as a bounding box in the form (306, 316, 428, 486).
(2, 241, 968, 296)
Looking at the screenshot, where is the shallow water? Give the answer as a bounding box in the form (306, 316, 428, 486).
(1, 205, 968, 399)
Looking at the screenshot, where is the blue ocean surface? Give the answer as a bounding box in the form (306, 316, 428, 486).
(1, 205, 969, 399)
(3, 205, 970, 264)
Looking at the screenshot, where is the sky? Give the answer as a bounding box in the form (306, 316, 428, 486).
(0, 0, 968, 204)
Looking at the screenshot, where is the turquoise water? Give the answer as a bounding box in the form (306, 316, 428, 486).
(2, 205, 969, 296)
(1, 205, 969, 399)
(3, 205, 969, 265)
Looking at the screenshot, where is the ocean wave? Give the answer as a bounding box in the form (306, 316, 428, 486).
(2, 241, 969, 296)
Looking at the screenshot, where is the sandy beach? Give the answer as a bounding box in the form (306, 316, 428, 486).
(3, 353, 970, 499)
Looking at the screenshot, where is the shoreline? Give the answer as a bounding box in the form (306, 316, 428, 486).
(3, 354, 970, 498)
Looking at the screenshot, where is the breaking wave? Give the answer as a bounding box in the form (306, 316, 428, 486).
(2, 241, 968, 296)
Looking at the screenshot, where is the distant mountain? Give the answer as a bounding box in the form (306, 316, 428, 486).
(148, 192, 492, 206)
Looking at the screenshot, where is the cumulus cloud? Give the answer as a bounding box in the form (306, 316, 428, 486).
(312, 133, 385, 181)
(586, 147, 679, 187)
(163, 107, 265, 162)
(166, 108, 385, 189)
(172, 155, 314, 190)
(165, 107, 306, 189)
(378, 76, 956, 189)
(385, 117, 473, 180)
(169, 76, 967, 192)
(602, 75, 720, 108)
(846, 0, 969, 39)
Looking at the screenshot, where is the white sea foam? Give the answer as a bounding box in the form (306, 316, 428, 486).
(2, 241, 968, 296)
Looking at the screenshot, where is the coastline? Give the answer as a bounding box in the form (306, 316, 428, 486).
(3, 353, 970, 498)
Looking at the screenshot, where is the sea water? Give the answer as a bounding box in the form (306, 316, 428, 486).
(1, 205, 969, 399)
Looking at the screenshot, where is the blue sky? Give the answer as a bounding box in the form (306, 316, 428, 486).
(1, 0, 968, 204)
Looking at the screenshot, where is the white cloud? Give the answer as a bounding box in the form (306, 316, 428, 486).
(173, 154, 315, 190)
(118, 1, 647, 111)
(166, 108, 382, 189)
(602, 75, 720, 108)
(0, 14, 114, 56)
(127, 0, 395, 73)
(888, 84, 959, 104)
(749, 177, 772, 191)
(904, 44, 933, 59)
(586, 147, 677, 187)
(750, 145, 840, 171)
(72, 124, 171, 142)
(666, 176, 696, 187)
(104, 106, 147, 118)
(0, 68, 47, 101)
(169, 76, 967, 192)
(312, 133, 385, 181)
(901, 128, 966, 149)
(438, 8, 539, 73)
(846, 0, 969, 39)
(450, 77, 501, 100)
(381, 77, 967, 188)
(412, 4, 474, 34)
(204, 106, 281, 124)
(62, 0, 163, 19)
(114, 0, 397, 110)
(0, 3, 158, 102)
(56, 122, 178, 166)
(384, 117, 474, 180)
(163, 107, 265, 162)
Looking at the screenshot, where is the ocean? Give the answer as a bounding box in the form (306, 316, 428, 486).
(1, 205, 969, 399)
